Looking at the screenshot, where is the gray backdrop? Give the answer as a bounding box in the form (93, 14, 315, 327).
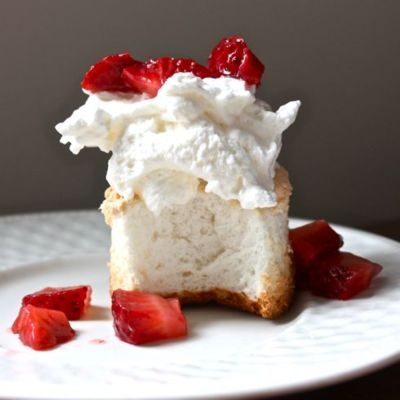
(1, 0, 399, 227)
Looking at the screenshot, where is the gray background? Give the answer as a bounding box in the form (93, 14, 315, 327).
(0, 0, 399, 227)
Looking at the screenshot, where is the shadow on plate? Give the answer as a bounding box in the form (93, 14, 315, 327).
(183, 291, 311, 330)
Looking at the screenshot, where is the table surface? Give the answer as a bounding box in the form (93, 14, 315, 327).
(271, 220, 400, 400)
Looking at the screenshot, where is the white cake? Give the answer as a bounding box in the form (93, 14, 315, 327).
(101, 166, 293, 318)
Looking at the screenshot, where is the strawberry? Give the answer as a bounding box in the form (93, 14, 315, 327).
(122, 60, 161, 97)
(208, 36, 265, 86)
(171, 58, 217, 78)
(81, 53, 139, 92)
(307, 251, 382, 300)
(81, 37, 266, 94)
(11, 305, 75, 350)
(289, 220, 343, 270)
(22, 285, 92, 320)
(122, 57, 217, 97)
(111, 290, 188, 345)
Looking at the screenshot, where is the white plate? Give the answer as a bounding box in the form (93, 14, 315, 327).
(0, 211, 399, 400)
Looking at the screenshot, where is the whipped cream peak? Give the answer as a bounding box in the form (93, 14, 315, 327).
(56, 72, 300, 212)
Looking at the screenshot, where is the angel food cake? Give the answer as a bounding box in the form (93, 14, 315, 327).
(56, 37, 301, 318)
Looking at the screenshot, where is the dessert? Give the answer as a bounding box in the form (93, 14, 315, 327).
(56, 37, 301, 319)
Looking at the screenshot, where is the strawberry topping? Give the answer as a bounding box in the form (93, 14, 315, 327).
(81, 53, 139, 92)
(289, 220, 344, 269)
(123, 57, 217, 97)
(122, 60, 160, 97)
(208, 36, 265, 86)
(307, 251, 383, 300)
(81, 37, 265, 95)
(22, 285, 92, 320)
(12, 305, 75, 350)
(112, 290, 187, 345)
(290, 221, 382, 299)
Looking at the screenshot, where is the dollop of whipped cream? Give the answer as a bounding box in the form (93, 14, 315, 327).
(56, 73, 300, 213)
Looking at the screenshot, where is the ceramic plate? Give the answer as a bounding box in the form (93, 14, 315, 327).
(0, 211, 399, 399)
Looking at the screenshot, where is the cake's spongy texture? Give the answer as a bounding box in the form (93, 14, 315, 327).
(101, 166, 294, 319)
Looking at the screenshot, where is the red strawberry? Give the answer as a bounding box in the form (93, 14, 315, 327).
(122, 60, 161, 97)
(81, 53, 140, 92)
(289, 220, 343, 269)
(171, 58, 217, 78)
(22, 285, 92, 320)
(122, 57, 216, 97)
(11, 305, 75, 350)
(208, 36, 265, 86)
(307, 251, 382, 300)
(112, 290, 187, 345)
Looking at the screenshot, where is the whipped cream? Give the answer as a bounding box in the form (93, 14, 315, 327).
(56, 73, 300, 213)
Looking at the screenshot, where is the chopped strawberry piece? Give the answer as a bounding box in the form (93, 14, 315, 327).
(208, 36, 265, 86)
(81, 37, 266, 94)
(111, 290, 188, 345)
(290, 220, 383, 299)
(289, 220, 343, 270)
(22, 285, 92, 320)
(122, 61, 161, 97)
(307, 251, 382, 300)
(170, 58, 217, 78)
(122, 57, 217, 97)
(81, 53, 140, 92)
(11, 305, 75, 350)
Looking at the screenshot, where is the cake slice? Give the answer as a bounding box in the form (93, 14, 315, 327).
(102, 166, 293, 319)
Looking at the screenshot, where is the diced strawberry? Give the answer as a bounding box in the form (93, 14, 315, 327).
(22, 285, 92, 320)
(122, 61, 161, 97)
(307, 251, 382, 300)
(81, 37, 266, 94)
(81, 53, 140, 92)
(208, 36, 265, 86)
(122, 57, 217, 97)
(11, 305, 75, 350)
(289, 220, 343, 270)
(111, 290, 188, 345)
(170, 58, 217, 78)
